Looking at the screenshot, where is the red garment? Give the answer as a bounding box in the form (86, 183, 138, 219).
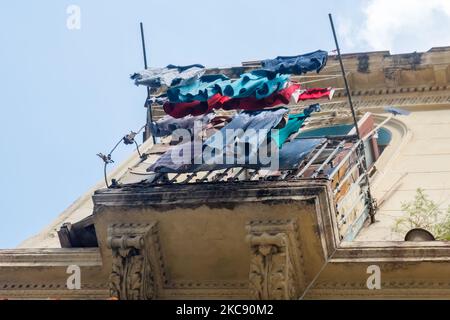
(163, 93, 229, 119)
(298, 87, 334, 100)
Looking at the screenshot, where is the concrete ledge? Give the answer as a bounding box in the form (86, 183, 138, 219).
(0, 248, 102, 267)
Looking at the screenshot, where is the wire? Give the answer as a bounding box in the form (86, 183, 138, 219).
(295, 74, 349, 85)
(98, 124, 147, 188)
(136, 124, 146, 135)
(134, 140, 143, 159)
(299, 247, 338, 300)
(103, 162, 109, 188)
(291, 74, 343, 79)
(108, 138, 123, 157)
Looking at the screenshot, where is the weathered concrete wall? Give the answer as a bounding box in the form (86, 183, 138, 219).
(92, 181, 337, 299)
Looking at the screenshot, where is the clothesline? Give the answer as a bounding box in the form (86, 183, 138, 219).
(148, 86, 347, 107)
(147, 75, 347, 101)
(306, 99, 351, 107)
(291, 73, 343, 78)
(164, 74, 345, 86)
(212, 72, 344, 82)
(134, 50, 348, 119)
(316, 64, 346, 70)
(296, 74, 347, 85)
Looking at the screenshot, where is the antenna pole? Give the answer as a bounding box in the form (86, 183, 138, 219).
(328, 14, 360, 138)
(328, 13, 376, 224)
(140, 22, 156, 144)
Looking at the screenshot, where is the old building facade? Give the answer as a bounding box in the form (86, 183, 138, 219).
(3, 47, 450, 299)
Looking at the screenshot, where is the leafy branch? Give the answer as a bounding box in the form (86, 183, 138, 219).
(393, 188, 450, 240)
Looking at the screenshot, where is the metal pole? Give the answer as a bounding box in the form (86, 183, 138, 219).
(140, 22, 156, 144)
(328, 14, 361, 139)
(328, 13, 376, 224)
(140, 22, 148, 70)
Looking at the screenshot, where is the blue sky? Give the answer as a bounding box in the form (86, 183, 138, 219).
(0, 0, 450, 248)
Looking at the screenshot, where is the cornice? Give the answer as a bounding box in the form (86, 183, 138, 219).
(0, 248, 102, 267)
(93, 180, 329, 208)
(332, 241, 450, 263)
(0, 287, 109, 300)
(292, 90, 450, 114)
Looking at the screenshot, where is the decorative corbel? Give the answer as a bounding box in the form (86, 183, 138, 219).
(246, 220, 304, 300)
(107, 222, 158, 300)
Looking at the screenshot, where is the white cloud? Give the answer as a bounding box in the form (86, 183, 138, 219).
(340, 0, 450, 53)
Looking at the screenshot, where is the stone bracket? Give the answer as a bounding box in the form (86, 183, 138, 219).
(246, 220, 305, 300)
(107, 222, 161, 300)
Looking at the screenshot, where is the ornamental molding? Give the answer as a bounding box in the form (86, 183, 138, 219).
(107, 222, 164, 300)
(93, 181, 328, 210)
(333, 242, 450, 262)
(246, 220, 305, 300)
(307, 288, 450, 299)
(0, 288, 109, 300)
(307, 279, 450, 299)
(164, 280, 248, 290)
(314, 280, 450, 290)
(0, 248, 102, 267)
(294, 91, 450, 113)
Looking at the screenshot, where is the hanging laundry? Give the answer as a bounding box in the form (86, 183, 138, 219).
(206, 107, 288, 139)
(166, 71, 289, 103)
(208, 115, 232, 130)
(276, 138, 326, 170)
(222, 83, 300, 111)
(148, 137, 326, 173)
(164, 83, 294, 118)
(163, 93, 228, 118)
(194, 107, 289, 172)
(147, 108, 289, 173)
(167, 74, 230, 103)
(261, 50, 328, 75)
(193, 137, 326, 172)
(147, 142, 201, 173)
(296, 87, 335, 101)
(131, 64, 205, 94)
(272, 104, 321, 147)
(203, 115, 233, 139)
(147, 95, 169, 105)
(163, 83, 333, 118)
(220, 70, 289, 100)
(206, 115, 232, 131)
(150, 113, 215, 137)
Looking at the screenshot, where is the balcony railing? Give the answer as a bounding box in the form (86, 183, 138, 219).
(110, 128, 379, 241)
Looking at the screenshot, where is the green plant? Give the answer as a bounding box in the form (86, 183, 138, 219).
(393, 188, 450, 240)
